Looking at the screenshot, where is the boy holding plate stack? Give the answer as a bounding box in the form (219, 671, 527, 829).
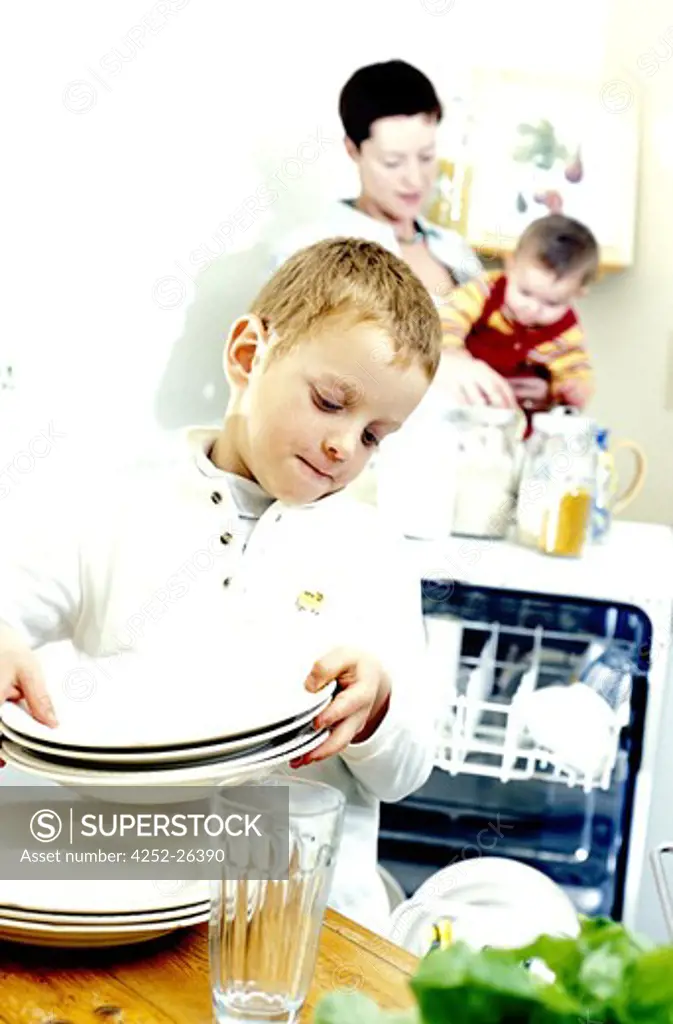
(0, 237, 442, 933)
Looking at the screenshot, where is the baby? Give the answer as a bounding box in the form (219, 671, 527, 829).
(437, 214, 598, 418)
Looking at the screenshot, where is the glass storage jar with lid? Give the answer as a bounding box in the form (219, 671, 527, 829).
(449, 406, 526, 540)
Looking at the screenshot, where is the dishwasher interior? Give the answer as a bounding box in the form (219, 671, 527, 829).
(379, 582, 651, 919)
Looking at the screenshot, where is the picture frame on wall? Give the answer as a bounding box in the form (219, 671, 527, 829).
(431, 70, 640, 272)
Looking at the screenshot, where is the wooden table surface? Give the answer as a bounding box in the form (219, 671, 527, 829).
(0, 909, 418, 1023)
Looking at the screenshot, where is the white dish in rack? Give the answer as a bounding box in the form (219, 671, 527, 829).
(517, 683, 618, 776)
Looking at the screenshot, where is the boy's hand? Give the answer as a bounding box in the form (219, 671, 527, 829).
(290, 648, 391, 767)
(0, 635, 57, 764)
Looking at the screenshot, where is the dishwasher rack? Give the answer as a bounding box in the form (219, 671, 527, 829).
(426, 613, 639, 794)
(379, 582, 652, 919)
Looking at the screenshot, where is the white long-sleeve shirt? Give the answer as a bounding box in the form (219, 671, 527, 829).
(0, 427, 436, 930)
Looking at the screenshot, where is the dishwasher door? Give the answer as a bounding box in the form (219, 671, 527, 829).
(379, 582, 650, 919)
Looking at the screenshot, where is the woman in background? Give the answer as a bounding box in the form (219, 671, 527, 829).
(271, 60, 516, 407)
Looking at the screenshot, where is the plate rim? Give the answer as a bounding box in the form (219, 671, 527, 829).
(1, 728, 328, 785)
(0, 692, 332, 762)
(0, 907, 209, 935)
(1, 679, 336, 750)
(0, 900, 209, 925)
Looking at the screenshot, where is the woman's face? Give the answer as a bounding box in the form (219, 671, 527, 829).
(350, 113, 438, 223)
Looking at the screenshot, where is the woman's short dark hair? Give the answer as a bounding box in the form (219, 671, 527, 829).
(339, 60, 443, 148)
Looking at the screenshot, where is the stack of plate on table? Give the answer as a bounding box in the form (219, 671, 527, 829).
(0, 877, 210, 947)
(0, 645, 334, 792)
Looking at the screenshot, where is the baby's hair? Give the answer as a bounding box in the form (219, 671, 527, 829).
(339, 60, 442, 149)
(517, 215, 599, 285)
(250, 237, 441, 378)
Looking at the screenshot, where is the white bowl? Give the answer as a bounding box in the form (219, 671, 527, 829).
(390, 896, 571, 957)
(389, 856, 579, 955)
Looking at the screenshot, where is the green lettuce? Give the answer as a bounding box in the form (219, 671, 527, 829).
(313, 990, 419, 1024)
(314, 916, 673, 1024)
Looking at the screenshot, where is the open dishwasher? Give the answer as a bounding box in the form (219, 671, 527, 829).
(379, 580, 651, 921)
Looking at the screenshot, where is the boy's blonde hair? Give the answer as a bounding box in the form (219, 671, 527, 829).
(251, 237, 441, 378)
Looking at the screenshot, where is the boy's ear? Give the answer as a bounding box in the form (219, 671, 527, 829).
(223, 315, 268, 387)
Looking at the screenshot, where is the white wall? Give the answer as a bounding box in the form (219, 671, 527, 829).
(3, 0, 610, 474)
(11, 1, 673, 523)
(581, 0, 673, 524)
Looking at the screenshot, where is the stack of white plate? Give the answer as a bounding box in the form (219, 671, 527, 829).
(0, 646, 335, 946)
(0, 878, 210, 947)
(0, 646, 334, 790)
